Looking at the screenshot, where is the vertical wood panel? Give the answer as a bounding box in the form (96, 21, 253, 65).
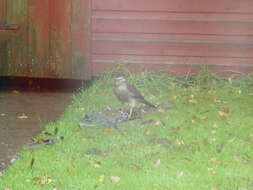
(28, 0, 50, 77)
(71, 0, 92, 79)
(0, 0, 7, 75)
(0, 0, 7, 23)
(49, 0, 72, 78)
(6, 0, 28, 76)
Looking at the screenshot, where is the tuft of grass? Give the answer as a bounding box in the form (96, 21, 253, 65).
(1, 69, 253, 190)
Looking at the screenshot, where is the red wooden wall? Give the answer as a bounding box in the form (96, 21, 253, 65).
(92, 0, 253, 74)
(1, 0, 253, 78)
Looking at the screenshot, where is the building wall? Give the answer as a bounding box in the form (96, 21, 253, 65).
(92, 0, 253, 74)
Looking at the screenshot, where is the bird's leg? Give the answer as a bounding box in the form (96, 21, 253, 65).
(128, 107, 133, 119)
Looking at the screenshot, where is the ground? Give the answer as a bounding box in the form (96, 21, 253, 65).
(1, 70, 253, 190)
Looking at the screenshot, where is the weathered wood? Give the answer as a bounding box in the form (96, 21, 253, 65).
(6, 0, 28, 76)
(49, 0, 72, 78)
(71, 0, 92, 80)
(92, 0, 253, 74)
(28, 0, 50, 78)
(93, 0, 253, 13)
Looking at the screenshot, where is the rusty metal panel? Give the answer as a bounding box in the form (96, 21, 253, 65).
(92, 0, 253, 74)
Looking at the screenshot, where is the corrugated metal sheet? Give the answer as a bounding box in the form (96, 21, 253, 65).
(92, 0, 253, 74)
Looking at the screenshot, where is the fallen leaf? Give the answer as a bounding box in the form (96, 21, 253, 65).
(12, 90, 20, 94)
(188, 99, 197, 104)
(144, 130, 153, 135)
(232, 156, 242, 163)
(18, 113, 28, 119)
(227, 138, 236, 143)
(177, 171, 186, 179)
(99, 175, 105, 183)
(208, 90, 216, 94)
(90, 161, 102, 168)
(103, 128, 110, 133)
(154, 159, 161, 166)
(171, 95, 177, 100)
(158, 109, 165, 113)
(81, 136, 93, 142)
(218, 111, 227, 118)
(228, 77, 233, 84)
(0, 113, 6, 116)
(208, 157, 218, 163)
(214, 98, 222, 103)
(207, 168, 216, 175)
(210, 130, 217, 134)
(131, 164, 142, 170)
(221, 107, 230, 114)
(33, 176, 53, 185)
(171, 127, 181, 133)
(154, 121, 162, 126)
(3, 188, 11, 190)
(110, 176, 121, 183)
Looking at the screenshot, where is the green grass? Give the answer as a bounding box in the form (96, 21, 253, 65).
(1, 70, 253, 190)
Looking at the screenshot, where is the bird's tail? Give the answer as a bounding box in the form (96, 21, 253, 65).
(142, 99, 156, 108)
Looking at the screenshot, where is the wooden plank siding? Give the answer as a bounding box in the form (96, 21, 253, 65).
(92, 0, 253, 74)
(0, 0, 91, 79)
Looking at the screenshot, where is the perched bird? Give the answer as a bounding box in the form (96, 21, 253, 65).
(113, 76, 156, 118)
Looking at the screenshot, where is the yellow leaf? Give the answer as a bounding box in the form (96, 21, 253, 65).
(218, 111, 227, 118)
(90, 161, 101, 168)
(154, 121, 162, 126)
(158, 109, 165, 113)
(103, 128, 110, 133)
(99, 175, 105, 183)
(12, 90, 20, 94)
(171, 95, 177, 100)
(208, 90, 216, 94)
(18, 113, 28, 119)
(81, 136, 93, 142)
(207, 168, 216, 175)
(235, 90, 242, 94)
(188, 99, 197, 104)
(208, 157, 217, 163)
(144, 130, 153, 135)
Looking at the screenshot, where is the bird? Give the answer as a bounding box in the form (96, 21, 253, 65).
(113, 76, 156, 118)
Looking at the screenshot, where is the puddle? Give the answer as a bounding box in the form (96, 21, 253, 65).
(0, 77, 85, 170)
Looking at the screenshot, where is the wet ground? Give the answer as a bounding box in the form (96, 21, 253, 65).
(0, 77, 85, 170)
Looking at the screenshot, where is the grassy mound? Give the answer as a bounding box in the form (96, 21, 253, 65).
(1, 70, 253, 190)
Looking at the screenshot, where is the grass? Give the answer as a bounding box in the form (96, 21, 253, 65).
(1, 70, 253, 190)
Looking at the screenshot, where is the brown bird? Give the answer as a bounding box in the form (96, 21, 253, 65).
(113, 76, 156, 118)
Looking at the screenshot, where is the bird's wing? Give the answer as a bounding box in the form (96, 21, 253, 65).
(126, 83, 155, 107)
(126, 83, 145, 100)
(113, 83, 130, 103)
